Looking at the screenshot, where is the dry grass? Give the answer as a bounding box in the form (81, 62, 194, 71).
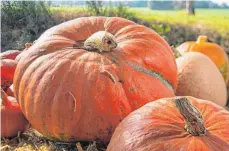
(1, 129, 107, 151)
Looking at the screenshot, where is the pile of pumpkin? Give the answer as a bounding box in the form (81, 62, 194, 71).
(1, 17, 229, 150)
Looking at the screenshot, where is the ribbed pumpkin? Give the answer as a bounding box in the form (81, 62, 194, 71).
(176, 52, 227, 106)
(177, 35, 229, 82)
(107, 96, 229, 151)
(14, 17, 177, 142)
(1, 88, 29, 138)
(1, 50, 21, 91)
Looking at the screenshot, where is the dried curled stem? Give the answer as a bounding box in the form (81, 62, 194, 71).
(84, 31, 117, 53)
(174, 96, 206, 136)
(69, 92, 77, 112)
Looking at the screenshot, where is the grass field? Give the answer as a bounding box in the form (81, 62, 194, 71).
(50, 6, 85, 14)
(129, 8, 229, 35)
(50, 7, 229, 35)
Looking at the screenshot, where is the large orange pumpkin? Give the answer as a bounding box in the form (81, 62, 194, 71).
(177, 35, 229, 82)
(14, 17, 177, 142)
(107, 96, 229, 151)
(1, 88, 29, 138)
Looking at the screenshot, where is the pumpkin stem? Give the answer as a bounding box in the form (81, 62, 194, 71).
(171, 46, 182, 59)
(197, 35, 207, 44)
(25, 43, 32, 49)
(84, 31, 117, 53)
(174, 97, 206, 136)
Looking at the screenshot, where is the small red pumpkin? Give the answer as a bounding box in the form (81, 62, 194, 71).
(1, 88, 29, 138)
(1, 59, 17, 91)
(107, 96, 229, 151)
(0, 50, 21, 60)
(1, 49, 22, 92)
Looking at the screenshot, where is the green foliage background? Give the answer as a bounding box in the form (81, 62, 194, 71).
(1, 1, 229, 54)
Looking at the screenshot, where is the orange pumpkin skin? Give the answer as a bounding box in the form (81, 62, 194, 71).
(177, 35, 229, 82)
(1, 59, 17, 91)
(15, 43, 32, 62)
(107, 96, 229, 151)
(14, 17, 177, 142)
(1, 89, 29, 138)
(0, 50, 21, 60)
(176, 52, 227, 106)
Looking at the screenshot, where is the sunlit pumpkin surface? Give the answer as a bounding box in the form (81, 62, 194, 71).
(13, 17, 177, 142)
(175, 52, 227, 106)
(107, 96, 229, 151)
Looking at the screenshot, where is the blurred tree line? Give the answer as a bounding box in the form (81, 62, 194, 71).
(85, 1, 136, 20)
(50, 1, 229, 9)
(148, 1, 228, 10)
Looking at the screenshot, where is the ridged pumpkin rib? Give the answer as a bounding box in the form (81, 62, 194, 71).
(71, 60, 115, 141)
(50, 62, 75, 140)
(20, 51, 70, 120)
(115, 40, 176, 90)
(114, 24, 173, 58)
(33, 51, 85, 139)
(14, 52, 40, 99)
(20, 54, 53, 90)
(69, 56, 98, 140)
(115, 28, 176, 88)
(99, 54, 133, 114)
(125, 61, 173, 91)
(19, 51, 72, 108)
(115, 24, 173, 55)
(104, 17, 136, 34)
(15, 57, 38, 104)
(54, 58, 85, 140)
(24, 57, 59, 135)
(75, 61, 99, 141)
